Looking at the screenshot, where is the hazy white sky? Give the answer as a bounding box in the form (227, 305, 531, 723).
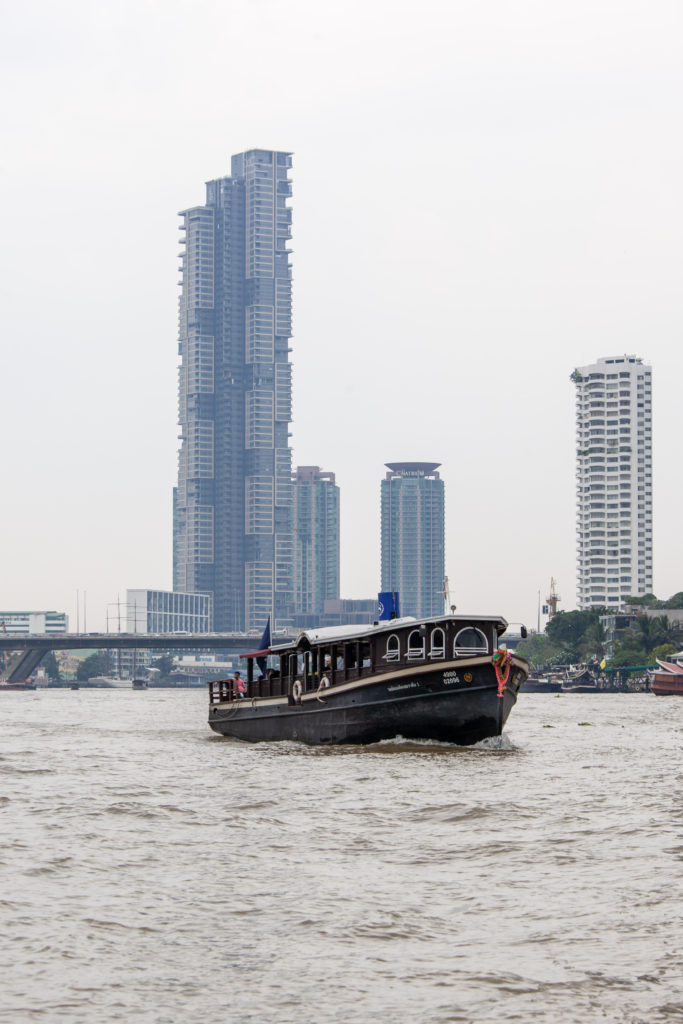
(1, 0, 681, 632)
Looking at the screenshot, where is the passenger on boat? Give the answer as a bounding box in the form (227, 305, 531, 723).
(234, 671, 247, 698)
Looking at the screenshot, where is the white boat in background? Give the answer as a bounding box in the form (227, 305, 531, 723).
(88, 676, 134, 688)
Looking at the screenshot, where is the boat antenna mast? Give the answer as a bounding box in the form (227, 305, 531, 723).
(443, 576, 456, 614)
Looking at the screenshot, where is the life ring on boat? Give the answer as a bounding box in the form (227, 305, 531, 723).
(292, 680, 303, 703)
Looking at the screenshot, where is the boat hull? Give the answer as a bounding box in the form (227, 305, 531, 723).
(88, 676, 133, 688)
(651, 676, 683, 696)
(208, 658, 526, 746)
(523, 677, 562, 693)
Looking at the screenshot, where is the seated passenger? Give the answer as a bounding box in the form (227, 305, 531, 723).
(233, 671, 247, 698)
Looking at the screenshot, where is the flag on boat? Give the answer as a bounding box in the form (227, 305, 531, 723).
(257, 616, 271, 676)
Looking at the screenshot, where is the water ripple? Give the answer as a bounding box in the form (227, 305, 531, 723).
(1, 690, 682, 1024)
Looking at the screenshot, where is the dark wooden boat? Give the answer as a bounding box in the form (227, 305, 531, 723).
(562, 668, 599, 694)
(208, 614, 529, 746)
(523, 673, 563, 693)
(651, 660, 683, 696)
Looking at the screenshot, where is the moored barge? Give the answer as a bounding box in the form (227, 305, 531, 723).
(651, 659, 683, 697)
(208, 613, 529, 745)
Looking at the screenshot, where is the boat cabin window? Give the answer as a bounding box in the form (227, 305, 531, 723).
(407, 629, 425, 660)
(453, 627, 488, 656)
(385, 634, 400, 661)
(429, 628, 445, 658)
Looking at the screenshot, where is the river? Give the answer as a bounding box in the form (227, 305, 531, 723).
(1, 689, 682, 1023)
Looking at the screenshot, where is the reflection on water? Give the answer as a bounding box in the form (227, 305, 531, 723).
(1, 690, 682, 1023)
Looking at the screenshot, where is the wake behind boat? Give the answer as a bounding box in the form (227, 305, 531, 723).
(208, 613, 529, 746)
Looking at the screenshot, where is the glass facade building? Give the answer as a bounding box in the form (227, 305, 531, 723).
(380, 462, 445, 619)
(574, 355, 653, 609)
(174, 149, 294, 631)
(293, 466, 340, 616)
(125, 590, 212, 634)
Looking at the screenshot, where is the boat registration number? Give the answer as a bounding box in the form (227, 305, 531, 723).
(442, 671, 461, 686)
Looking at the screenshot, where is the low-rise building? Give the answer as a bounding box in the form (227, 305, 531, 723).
(0, 611, 69, 635)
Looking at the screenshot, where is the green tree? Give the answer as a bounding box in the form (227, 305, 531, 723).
(546, 609, 604, 662)
(514, 634, 565, 670)
(628, 615, 678, 656)
(663, 592, 683, 609)
(151, 654, 175, 677)
(651, 643, 677, 663)
(76, 651, 108, 681)
(610, 644, 647, 668)
(41, 650, 61, 682)
(625, 593, 662, 608)
(575, 619, 606, 662)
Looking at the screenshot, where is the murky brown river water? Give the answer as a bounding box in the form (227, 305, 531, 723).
(1, 689, 682, 1023)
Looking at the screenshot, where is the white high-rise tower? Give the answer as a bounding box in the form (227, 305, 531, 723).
(573, 355, 653, 610)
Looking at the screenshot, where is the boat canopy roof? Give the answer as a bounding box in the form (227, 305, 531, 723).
(268, 613, 509, 654)
(656, 658, 683, 674)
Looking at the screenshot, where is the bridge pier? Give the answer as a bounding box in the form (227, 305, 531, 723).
(6, 649, 47, 684)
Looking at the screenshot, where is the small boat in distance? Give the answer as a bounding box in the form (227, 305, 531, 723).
(562, 667, 599, 694)
(208, 613, 529, 746)
(523, 673, 563, 692)
(132, 679, 148, 690)
(88, 676, 133, 688)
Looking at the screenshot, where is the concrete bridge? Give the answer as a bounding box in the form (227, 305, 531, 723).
(0, 632, 267, 684)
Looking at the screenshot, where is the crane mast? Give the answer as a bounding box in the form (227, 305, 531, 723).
(546, 578, 561, 619)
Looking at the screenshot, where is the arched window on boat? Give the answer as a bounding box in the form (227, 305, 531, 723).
(385, 634, 400, 661)
(407, 629, 425, 660)
(453, 627, 488, 657)
(429, 628, 445, 659)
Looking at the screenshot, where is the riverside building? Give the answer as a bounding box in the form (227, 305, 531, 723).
(380, 462, 445, 619)
(173, 149, 294, 631)
(293, 466, 340, 617)
(573, 355, 653, 610)
(0, 611, 68, 635)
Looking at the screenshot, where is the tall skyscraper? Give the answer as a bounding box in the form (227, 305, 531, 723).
(381, 462, 445, 618)
(293, 466, 340, 616)
(174, 149, 294, 631)
(573, 355, 653, 610)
